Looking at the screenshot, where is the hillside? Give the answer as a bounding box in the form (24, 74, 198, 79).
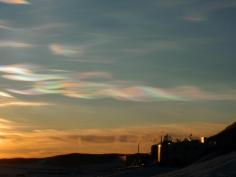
(207, 121, 236, 152)
(154, 151, 236, 177)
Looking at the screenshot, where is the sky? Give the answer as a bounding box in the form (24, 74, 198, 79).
(0, 0, 235, 158)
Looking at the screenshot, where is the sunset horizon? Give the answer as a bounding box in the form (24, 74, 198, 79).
(0, 120, 230, 158)
(0, 0, 235, 162)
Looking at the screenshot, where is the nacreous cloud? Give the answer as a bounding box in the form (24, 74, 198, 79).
(0, 91, 14, 98)
(0, 92, 52, 107)
(49, 43, 82, 58)
(0, 0, 29, 4)
(1, 64, 236, 102)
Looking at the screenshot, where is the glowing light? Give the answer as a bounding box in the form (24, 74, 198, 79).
(200, 137, 205, 144)
(158, 144, 161, 163)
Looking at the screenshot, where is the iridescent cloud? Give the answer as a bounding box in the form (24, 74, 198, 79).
(0, 64, 65, 81)
(98, 86, 183, 101)
(1, 64, 236, 102)
(49, 43, 83, 57)
(2, 73, 65, 82)
(0, 91, 14, 98)
(0, 90, 52, 107)
(0, 64, 33, 75)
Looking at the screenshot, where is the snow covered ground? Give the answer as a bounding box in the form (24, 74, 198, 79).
(154, 152, 236, 177)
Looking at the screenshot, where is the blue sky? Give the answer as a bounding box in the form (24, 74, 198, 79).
(0, 0, 235, 157)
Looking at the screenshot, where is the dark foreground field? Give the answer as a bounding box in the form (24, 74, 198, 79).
(0, 153, 175, 177)
(0, 152, 235, 177)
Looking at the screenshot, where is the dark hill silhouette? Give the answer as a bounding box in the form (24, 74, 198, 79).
(196, 122, 236, 164)
(211, 121, 236, 137)
(224, 122, 236, 130)
(0, 158, 40, 165)
(207, 121, 236, 152)
(42, 153, 126, 167)
(0, 153, 126, 167)
(0, 153, 128, 176)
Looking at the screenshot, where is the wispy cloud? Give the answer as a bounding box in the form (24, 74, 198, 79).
(184, 0, 236, 22)
(0, 20, 13, 30)
(0, 0, 29, 5)
(0, 118, 14, 130)
(0, 117, 30, 131)
(49, 43, 83, 58)
(0, 64, 33, 75)
(123, 40, 182, 54)
(0, 91, 14, 98)
(76, 71, 112, 80)
(0, 101, 52, 107)
(0, 64, 236, 102)
(0, 64, 65, 81)
(0, 98, 52, 108)
(167, 86, 236, 101)
(49, 43, 111, 64)
(0, 88, 52, 108)
(29, 23, 66, 32)
(0, 0, 30, 5)
(0, 41, 33, 48)
(0, 20, 67, 34)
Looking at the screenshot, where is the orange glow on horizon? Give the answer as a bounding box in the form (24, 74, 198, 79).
(0, 119, 226, 158)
